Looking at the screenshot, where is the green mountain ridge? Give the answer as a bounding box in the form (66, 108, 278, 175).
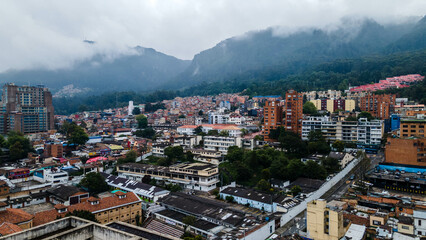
(0, 46, 190, 95)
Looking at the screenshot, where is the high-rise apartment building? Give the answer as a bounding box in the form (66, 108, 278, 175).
(262, 90, 303, 141)
(262, 100, 282, 141)
(0, 84, 54, 134)
(307, 199, 346, 240)
(360, 94, 396, 120)
(284, 90, 303, 135)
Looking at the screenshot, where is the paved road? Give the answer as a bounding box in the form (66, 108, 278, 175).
(281, 213, 306, 236)
(278, 151, 383, 237)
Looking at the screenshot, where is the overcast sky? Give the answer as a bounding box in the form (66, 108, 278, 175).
(0, 0, 424, 72)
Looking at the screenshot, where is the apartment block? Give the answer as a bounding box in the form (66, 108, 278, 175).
(400, 117, 426, 138)
(385, 137, 426, 167)
(203, 136, 242, 153)
(262, 100, 282, 141)
(310, 99, 356, 112)
(302, 117, 383, 145)
(117, 162, 219, 192)
(0, 84, 54, 134)
(33, 192, 142, 226)
(307, 199, 346, 240)
(360, 93, 396, 120)
(284, 90, 303, 135)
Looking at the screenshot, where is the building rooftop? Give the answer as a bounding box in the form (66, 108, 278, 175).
(159, 192, 244, 227)
(221, 187, 273, 204)
(101, 173, 167, 196)
(156, 209, 219, 231)
(33, 192, 141, 226)
(0, 208, 34, 225)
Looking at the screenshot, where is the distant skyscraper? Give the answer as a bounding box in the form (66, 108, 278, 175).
(0, 84, 54, 134)
(128, 101, 134, 116)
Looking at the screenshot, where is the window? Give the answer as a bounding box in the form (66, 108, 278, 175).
(419, 220, 422, 226)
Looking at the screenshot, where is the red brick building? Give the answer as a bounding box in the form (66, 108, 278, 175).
(262, 90, 303, 141)
(284, 90, 303, 135)
(360, 94, 396, 120)
(262, 100, 282, 141)
(385, 137, 426, 167)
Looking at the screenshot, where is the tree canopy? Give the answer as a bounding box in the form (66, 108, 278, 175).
(79, 172, 109, 194)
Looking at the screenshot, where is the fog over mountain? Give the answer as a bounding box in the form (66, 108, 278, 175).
(0, 0, 425, 95)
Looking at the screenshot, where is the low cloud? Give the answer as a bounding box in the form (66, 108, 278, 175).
(0, 0, 424, 72)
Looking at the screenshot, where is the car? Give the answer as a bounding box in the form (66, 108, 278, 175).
(349, 174, 355, 180)
(417, 171, 422, 175)
(401, 170, 406, 174)
(404, 177, 410, 182)
(395, 175, 400, 179)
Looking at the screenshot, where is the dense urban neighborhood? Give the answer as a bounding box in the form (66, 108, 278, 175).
(0, 73, 423, 239)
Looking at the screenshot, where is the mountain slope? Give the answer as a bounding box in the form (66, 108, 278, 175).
(167, 18, 421, 89)
(386, 16, 426, 53)
(0, 46, 190, 96)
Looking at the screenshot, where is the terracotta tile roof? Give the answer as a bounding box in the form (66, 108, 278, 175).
(33, 192, 141, 226)
(54, 204, 67, 210)
(87, 197, 99, 202)
(344, 213, 370, 227)
(0, 202, 7, 207)
(0, 222, 22, 236)
(0, 209, 33, 225)
(71, 192, 88, 197)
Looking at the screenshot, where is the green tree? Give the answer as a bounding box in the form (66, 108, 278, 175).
(66, 210, 98, 223)
(136, 115, 148, 129)
(290, 185, 302, 196)
(132, 107, 141, 115)
(9, 141, 24, 160)
(117, 150, 138, 165)
(303, 160, 327, 180)
(79, 172, 109, 194)
(270, 157, 289, 180)
(278, 131, 307, 158)
(134, 128, 156, 139)
(261, 168, 271, 180)
(166, 184, 182, 192)
(7, 131, 33, 160)
(194, 126, 203, 135)
(257, 179, 271, 192)
(219, 130, 229, 137)
(68, 125, 89, 146)
(225, 146, 244, 163)
(345, 116, 358, 121)
(322, 157, 340, 174)
(207, 130, 219, 136)
(287, 159, 305, 181)
(358, 111, 374, 121)
(332, 140, 345, 152)
(80, 156, 89, 165)
(182, 215, 196, 228)
(164, 146, 184, 165)
(303, 102, 318, 115)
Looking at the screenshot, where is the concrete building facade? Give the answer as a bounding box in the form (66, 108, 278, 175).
(0, 84, 54, 134)
(307, 199, 346, 240)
